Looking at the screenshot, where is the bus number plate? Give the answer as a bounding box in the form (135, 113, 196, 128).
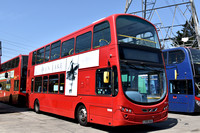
(143, 119, 153, 124)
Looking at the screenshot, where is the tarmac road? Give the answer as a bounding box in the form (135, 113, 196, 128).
(0, 102, 199, 133)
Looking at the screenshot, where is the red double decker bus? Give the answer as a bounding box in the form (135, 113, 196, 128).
(27, 14, 168, 126)
(0, 55, 28, 105)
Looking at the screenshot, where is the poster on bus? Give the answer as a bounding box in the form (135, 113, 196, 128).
(65, 55, 79, 96)
(65, 50, 99, 96)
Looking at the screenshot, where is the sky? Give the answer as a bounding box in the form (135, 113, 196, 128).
(0, 0, 199, 63)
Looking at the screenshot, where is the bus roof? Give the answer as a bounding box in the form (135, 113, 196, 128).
(1, 55, 28, 64)
(162, 47, 187, 52)
(29, 13, 156, 54)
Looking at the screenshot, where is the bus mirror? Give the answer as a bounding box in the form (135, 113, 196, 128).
(174, 70, 177, 80)
(5, 72, 8, 78)
(104, 71, 109, 83)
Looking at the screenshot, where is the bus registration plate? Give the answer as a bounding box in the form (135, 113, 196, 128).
(143, 119, 153, 124)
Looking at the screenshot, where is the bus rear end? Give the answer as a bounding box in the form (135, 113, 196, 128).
(0, 55, 28, 106)
(188, 48, 200, 112)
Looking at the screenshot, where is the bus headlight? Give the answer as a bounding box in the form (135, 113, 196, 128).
(196, 100, 200, 106)
(163, 105, 168, 111)
(120, 106, 132, 113)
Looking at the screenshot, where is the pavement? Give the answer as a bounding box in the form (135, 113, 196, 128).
(0, 102, 200, 133)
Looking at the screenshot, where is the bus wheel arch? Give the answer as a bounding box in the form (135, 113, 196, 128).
(34, 99, 40, 113)
(75, 103, 88, 126)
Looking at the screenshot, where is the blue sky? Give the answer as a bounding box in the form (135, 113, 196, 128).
(0, 0, 199, 63)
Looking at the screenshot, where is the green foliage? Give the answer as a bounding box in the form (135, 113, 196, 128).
(172, 20, 198, 47)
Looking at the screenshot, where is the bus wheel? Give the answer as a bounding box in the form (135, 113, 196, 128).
(77, 105, 88, 126)
(34, 100, 40, 113)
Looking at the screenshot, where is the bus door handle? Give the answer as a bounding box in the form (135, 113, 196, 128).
(173, 95, 177, 99)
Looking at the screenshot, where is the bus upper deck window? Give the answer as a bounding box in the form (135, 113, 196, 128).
(76, 32, 92, 53)
(61, 38, 74, 57)
(50, 41, 61, 60)
(93, 21, 111, 48)
(168, 50, 185, 64)
(45, 45, 50, 62)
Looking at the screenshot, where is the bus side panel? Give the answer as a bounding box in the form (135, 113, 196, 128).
(187, 95, 195, 112)
(89, 97, 113, 126)
(31, 93, 75, 119)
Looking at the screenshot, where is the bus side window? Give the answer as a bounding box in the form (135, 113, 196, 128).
(35, 77, 42, 93)
(59, 74, 65, 94)
(43, 76, 48, 93)
(31, 78, 34, 93)
(61, 38, 74, 57)
(188, 80, 193, 95)
(1, 82, 5, 90)
(14, 80, 19, 91)
(96, 68, 111, 95)
(36, 47, 44, 64)
(112, 66, 119, 96)
(169, 80, 193, 94)
(76, 32, 92, 53)
(6, 80, 11, 91)
(32, 51, 36, 66)
(93, 21, 111, 48)
(2, 82, 5, 90)
(45, 45, 50, 62)
(168, 50, 185, 65)
(50, 41, 61, 60)
(49, 74, 58, 94)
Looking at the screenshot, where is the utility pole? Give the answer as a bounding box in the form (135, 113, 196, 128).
(124, 0, 200, 49)
(125, 0, 133, 13)
(143, 0, 147, 19)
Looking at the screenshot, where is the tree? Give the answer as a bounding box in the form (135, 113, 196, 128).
(172, 19, 198, 47)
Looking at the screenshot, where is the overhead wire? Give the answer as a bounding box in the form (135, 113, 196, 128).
(0, 30, 37, 44)
(0, 38, 34, 61)
(0, 38, 35, 49)
(4, 41, 33, 51)
(3, 46, 28, 53)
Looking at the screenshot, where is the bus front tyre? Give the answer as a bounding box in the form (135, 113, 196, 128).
(77, 105, 88, 126)
(34, 100, 40, 113)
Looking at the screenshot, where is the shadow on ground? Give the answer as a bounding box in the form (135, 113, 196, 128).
(169, 111, 200, 116)
(40, 111, 178, 133)
(0, 102, 178, 133)
(90, 117, 178, 133)
(0, 102, 29, 114)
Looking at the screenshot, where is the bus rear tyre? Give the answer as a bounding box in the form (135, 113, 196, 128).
(77, 105, 88, 126)
(34, 100, 40, 113)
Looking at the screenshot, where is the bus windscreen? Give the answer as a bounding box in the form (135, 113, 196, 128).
(116, 15, 160, 49)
